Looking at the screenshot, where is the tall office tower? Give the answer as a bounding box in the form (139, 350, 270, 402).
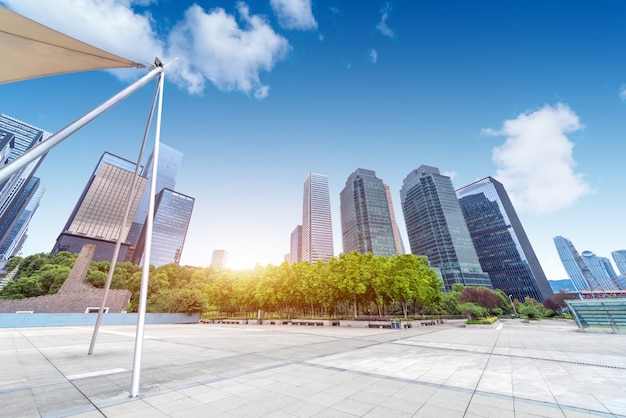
(0, 115, 51, 268)
(456, 177, 553, 302)
(553, 236, 601, 291)
(131, 188, 194, 267)
(126, 143, 183, 247)
(613, 250, 626, 280)
(302, 172, 334, 263)
(52, 152, 148, 262)
(400, 165, 491, 291)
(384, 184, 405, 255)
(211, 249, 228, 269)
(0, 178, 44, 262)
(340, 169, 397, 256)
(290, 225, 302, 264)
(581, 251, 625, 291)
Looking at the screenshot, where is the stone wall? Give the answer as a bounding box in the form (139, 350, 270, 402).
(0, 244, 131, 313)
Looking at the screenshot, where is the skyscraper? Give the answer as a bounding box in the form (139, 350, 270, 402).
(456, 177, 553, 302)
(131, 188, 194, 267)
(384, 184, 405, 255)
(580, 251, 625, 291)
(211, 249, 229, 269)
(612, 250, 626, 278)
(126, 143, 183, 247)
(290, 225, 302, 264)
(400, 165, 491, 291)
(52, 152, 147, 262)
(554, 236, 600, 291)
(0, 115, 51, 267)
(340, 168, 397, 256)
(302, 172, 334, 263)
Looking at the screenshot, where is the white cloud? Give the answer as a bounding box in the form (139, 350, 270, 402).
(377, 3, 394, 39)
(442, 171, 458, 179)
(369, 49, 378, 64)
(2, 1, 290, 99)
(619, 85, 626, 102)
(487, 103, 593, 214)
(270, 0, 317, 30)
(167, 3, 290, 97)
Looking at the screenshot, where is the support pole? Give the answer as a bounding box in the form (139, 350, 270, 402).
(0, 65, 163, 184)
(129, 71, 164, 398)
(87, 81, 160, 356)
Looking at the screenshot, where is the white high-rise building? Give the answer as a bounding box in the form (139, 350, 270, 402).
(302, 172, 334, 263)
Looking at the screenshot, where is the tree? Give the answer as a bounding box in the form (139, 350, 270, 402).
(459, 287, 501, 315)
(0, 276, 43, 299)
(543, 291, 577, 313)
(458, 302, 486, 320)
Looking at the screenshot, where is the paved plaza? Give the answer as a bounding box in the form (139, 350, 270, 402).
(1, 319, 625, 417)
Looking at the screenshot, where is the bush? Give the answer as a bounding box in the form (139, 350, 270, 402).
(466, 316, 499, 325)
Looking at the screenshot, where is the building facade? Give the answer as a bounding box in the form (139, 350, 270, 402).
(0, 115, 51, 267)
(553, 236, 601, 291)
(302, 172, 334, 263)
(340, 169, 397, 256)
(612, 250, 626, 278)
(400, 166, 491, 291)
(52, 152, 147, 262)
(384, 184, 405, 255)
(211, 249, 228, 269)
(581, 251, 625, 291)
(290, 225, 302, 264)
(126, 143, 183, 248)
(131, 188, 194, 267)
(456, 177, 553, 302)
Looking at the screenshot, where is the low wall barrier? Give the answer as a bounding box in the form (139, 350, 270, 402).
(0, 312, 199, 328)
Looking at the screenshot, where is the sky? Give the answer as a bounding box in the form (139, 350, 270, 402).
(1, 0, 625, 281)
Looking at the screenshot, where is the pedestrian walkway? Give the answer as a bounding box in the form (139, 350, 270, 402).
(1, 319, 625, 417)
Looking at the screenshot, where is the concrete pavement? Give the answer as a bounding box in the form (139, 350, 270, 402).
(1, 319, 625, 417)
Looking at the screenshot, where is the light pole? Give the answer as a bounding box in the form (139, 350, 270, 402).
(508, 294, 518, 316)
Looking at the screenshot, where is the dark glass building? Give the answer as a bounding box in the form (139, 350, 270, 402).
(52, 152, 148, 262)
(456, 177, 553, 302)
(400, 165, 491, 291)
(131, 188, 194, 267)
(340, 168, 398, 256)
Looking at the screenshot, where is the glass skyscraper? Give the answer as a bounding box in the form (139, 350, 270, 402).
(340, 169, 398, 256)
(131, 188, 194, 267)
(612, 250, 626, 278)
(400, 165, 491, 291)
(302, 172, 334, 263)
(52, 152, 148, 262)
(554, 236, 601, 291)
(290, 225, 302, 264)
(581, 251, 625, 291)
(126, 143, 183, 247)
(384, 184, 405, 255)
(456, 177, 553, 302)
(0, 115, 51, 268)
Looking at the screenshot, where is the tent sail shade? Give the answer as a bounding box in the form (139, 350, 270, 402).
(0, 6, 145, 84)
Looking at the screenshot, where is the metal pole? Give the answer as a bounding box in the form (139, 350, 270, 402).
(88, 81, 160, 355)
(129, 71, 164, 398)
(0, 65, 163, 184)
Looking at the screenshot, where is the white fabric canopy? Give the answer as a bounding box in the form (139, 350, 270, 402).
(0, 6, 144, 84)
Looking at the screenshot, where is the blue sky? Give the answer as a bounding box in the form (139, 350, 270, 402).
(1, 0, 625, 280)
